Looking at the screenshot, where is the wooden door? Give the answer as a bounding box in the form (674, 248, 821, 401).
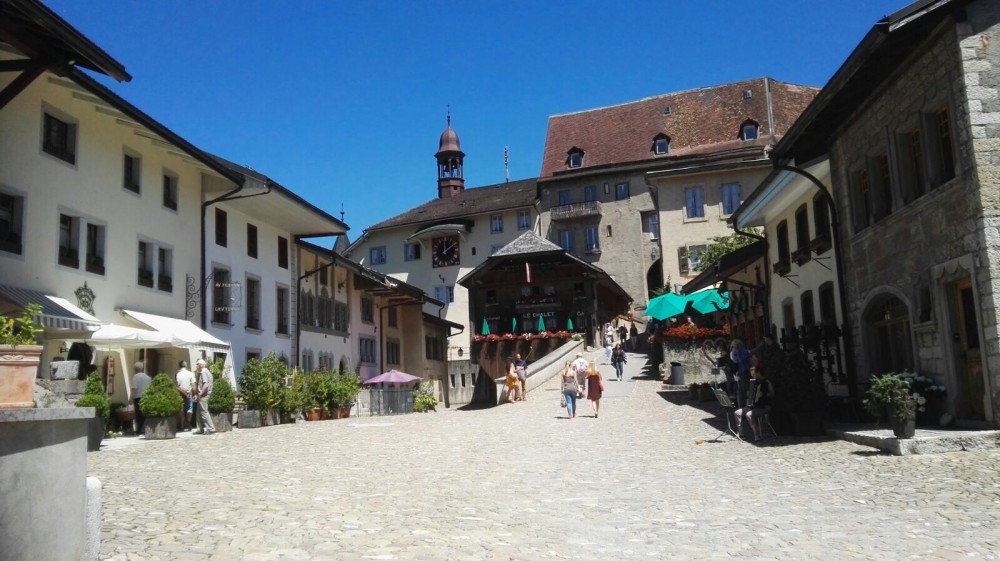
(954, 279, 985, 420)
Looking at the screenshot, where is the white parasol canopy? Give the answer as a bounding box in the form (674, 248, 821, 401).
(88, 323, 195, 348)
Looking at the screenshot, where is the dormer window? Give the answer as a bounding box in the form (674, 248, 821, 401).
(567, 148, 584, 169)
(740, 120, 759, 141)
(653, 134, 670, 156)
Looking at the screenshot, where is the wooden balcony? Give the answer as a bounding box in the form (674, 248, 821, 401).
(551, 201, 602, 221)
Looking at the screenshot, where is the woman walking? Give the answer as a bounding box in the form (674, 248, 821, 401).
(586, 361, 604, 418)
(611, 343, 627, 381)
(561, 361, 579, 419)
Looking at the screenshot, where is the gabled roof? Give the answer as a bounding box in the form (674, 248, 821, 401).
(540, 78, 818, 178)
(773, 0, 967, 164)
(364, 177, 537, 232)
(492, 230, 562, 256)
(210, 155, 348, 237)
(0, 0, 130, 81)
(296, 241, 442, 307)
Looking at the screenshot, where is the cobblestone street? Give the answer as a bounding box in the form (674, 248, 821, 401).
(90, 352, 1000, 560)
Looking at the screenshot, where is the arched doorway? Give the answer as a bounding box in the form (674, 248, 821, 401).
(646, 258, 663, 300)
(863, 294, 913, 374)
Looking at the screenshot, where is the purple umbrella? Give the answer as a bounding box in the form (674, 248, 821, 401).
(364, 369, 422, 385)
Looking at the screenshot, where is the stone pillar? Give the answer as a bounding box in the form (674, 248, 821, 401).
(0, 408, 93, 561)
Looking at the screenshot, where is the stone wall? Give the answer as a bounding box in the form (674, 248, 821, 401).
(830, 7, 1000, 425)
(960, 0, 1000, 422)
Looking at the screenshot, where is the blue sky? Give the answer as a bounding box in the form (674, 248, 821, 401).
(48, 0, 904, 240)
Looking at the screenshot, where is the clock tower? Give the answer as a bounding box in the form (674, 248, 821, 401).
(436, 113, 465, 199)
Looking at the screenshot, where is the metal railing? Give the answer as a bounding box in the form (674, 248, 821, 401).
(551, 200, 602, 221)
(365, 388, 414, 416)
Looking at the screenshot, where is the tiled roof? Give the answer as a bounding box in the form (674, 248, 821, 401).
(366, 177, 537, 232)
(539, 78, 819, 178)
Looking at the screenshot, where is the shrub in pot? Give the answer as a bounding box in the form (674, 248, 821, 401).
(413, 382, 438, 413)
(0, 303, 43, 408)
(75, 372, 111, 451)
(864, 373, 917, 438)
(139, 374, 183, 439)
(279, 372, 307, 422)
(238, 354, 285, 428)
(208, 377, 236, 432)
(327, 370, 360, 418)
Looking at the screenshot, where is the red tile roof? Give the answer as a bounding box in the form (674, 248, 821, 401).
(539, 78, 819, 178)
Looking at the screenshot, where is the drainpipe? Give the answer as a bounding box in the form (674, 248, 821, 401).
(200, 181, 273, 328)
(774, 164, 860, 414)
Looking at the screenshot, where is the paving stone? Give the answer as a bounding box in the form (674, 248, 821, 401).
(88, 350, 1000, 559)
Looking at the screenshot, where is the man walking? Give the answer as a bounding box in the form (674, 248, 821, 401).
(193, 359, 215, 435)
(571, 352, 589, 397)
(175, 360, 196, 431)
(131, 362, 151, 435)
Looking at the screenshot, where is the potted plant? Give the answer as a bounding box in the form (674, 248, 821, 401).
(413, 382, 438, 413)
(75, 372, 111, 451)
(0, 303, 43, 408)
(139, 374, 184, 439)
(279, 372, 307, 422)
(208, 376, 236, 432)
(302, 371, 329, 420)
(112, 402, 135, 432)
(238, 354, 285, 428)
(865, 372, 918, 438)
(327, 370, 360, 419)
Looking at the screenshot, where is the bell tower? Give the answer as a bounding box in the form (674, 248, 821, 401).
(435, 113, 465, 199)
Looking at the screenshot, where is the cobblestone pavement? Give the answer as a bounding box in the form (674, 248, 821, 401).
(90, 351, 1000, 560)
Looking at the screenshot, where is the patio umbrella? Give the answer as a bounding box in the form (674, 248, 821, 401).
(537, 315, 545, 331)
(689, 289, 729, 314)
(481, 318, 490, 335)
(364, 369, 422, 385)
(512, 317, 518, 333)
(645, 292, 689, 320)
(567, 317, 574, 331)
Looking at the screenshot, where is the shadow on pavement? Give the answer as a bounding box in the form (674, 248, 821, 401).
(657, 390, 836, 448)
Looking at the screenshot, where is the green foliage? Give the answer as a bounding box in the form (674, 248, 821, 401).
(302, 370, 332, 411)
(279, 372, 307, 416)
(75, 372, 111, 421)
(207, 358, 225, 380)
(0, 303, 43, 346)
(239, 354, 287, 411)
(695, 228, 762, 272)
(208, 377, 236, 414)
(413, 381, 438, 412)
(327, 370, 361, 409)
(865, 373, 917, 420)
(139, 374, 184, 417)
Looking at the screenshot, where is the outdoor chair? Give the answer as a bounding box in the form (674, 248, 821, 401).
(710, 387, 744, 443)
(755, 410, 777, 439)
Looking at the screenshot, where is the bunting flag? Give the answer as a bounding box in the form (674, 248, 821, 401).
(525, 262, 532, 283)
(537, 315, 545, 332)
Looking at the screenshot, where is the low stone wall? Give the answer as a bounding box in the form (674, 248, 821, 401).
(661, 342, 723, 386)
(495, 339, 584, 404)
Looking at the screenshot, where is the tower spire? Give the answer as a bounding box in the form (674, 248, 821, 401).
(435, 109, 465, 198)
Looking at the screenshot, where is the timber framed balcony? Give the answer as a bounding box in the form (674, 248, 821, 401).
(550, 201, 602, 221)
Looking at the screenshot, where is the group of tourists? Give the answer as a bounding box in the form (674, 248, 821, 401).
(559, 352, 605, 419)
(129, 358, 215, 436)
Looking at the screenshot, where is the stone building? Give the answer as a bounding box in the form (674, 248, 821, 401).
(538, 79, 818, 307)
(770, 0, 1000, 427)
(346, 119, 539, 363)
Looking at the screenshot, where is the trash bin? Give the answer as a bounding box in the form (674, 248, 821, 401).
(670, 362, 684, 385)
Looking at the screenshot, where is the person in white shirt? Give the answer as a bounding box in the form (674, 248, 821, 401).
(571, 352, 589, 396)
(175, 361, 196, 431)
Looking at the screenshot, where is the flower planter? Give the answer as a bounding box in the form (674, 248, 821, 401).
(87, 414, 104, 451)
(0, 344, 42, 408)
(306, 408, 322, 421)
(211, 412, 233, 432)
(144, 416, 177, 440)
(238, 410, 261, 429)
(891, 416, 916, 439)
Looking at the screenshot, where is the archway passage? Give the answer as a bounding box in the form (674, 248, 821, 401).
(646, 259, 663, 300)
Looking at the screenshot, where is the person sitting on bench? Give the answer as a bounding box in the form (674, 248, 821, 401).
(734, 367, 773, 442)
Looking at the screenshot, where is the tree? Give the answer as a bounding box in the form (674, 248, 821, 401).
(695, 228, 762, 272)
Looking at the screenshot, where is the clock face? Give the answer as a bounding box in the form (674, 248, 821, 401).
(432, 235, 460, 268)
